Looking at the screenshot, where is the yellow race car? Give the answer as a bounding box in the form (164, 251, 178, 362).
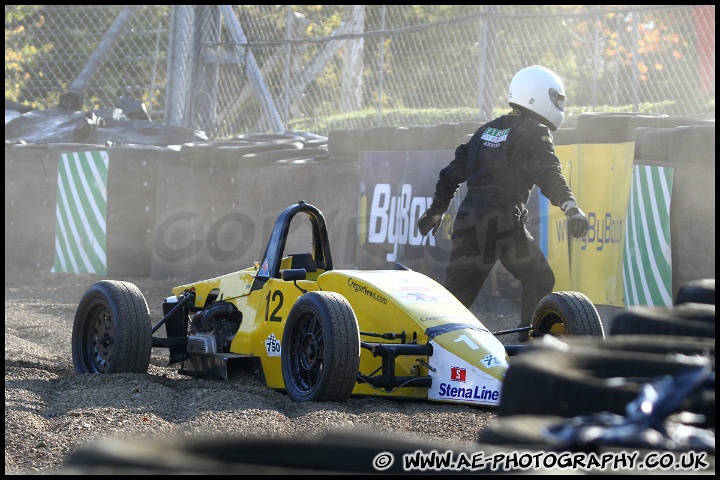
(72, 201, 604, 406)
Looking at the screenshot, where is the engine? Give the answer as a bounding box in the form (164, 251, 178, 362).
(187, 302, 242, 354)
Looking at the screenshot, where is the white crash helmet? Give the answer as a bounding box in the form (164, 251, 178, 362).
(508, 65, 566, 131)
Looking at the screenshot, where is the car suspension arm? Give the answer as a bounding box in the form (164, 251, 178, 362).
(358, 342, 433, 391)
(151, 291, 194, 334)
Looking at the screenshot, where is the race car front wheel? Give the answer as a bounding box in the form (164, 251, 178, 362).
(530, 291, 604, 339)
(281, 291, 360, 402)
(72, 280, 152, 374)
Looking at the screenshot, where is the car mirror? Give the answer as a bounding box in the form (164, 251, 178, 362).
(281, 268, 307, 281)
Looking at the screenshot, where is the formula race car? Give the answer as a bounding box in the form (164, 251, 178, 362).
(72, 201, 604, 407)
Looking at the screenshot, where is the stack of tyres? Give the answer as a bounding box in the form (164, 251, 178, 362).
(610, 278, 714, 339)
(478, 279, 715, 474)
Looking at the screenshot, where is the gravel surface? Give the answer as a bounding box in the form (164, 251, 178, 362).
(5, 267, 523, 475)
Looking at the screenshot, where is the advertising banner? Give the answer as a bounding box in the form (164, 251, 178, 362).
(557, 142, 635, 306)
(360, 143, 636, 308)
(357, 150, 459, 283)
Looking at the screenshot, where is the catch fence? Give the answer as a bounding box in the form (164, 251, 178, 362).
(5, 5, 715, 138)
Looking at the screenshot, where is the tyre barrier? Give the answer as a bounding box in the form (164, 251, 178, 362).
(536, 334, 715, 370)
(609, 304, 715, 338)
(627, 114, 716, 145)
(390, 126, 412, 150)
(551, 127, 577, 146)
(181, 141, 305, 168)
(632, 127, 673, 163)
(405, 125, 430, 150)
(62, 428, 568, 474)
(577, 112, 660, 144)
(672, 302, 716, 324)
(327, 124, 477, 160)
(486, 278, 716, 458)
(433, 123, 462, 150)
(237, 145, 321, 168)
(498, 347, 715, 428)
(676, 278, 715, 306)
(482, 309, 716, 472)
(233, 132, 307, 144)
(273, 147, 330, 166)
(281, 129, 328, 142)
(301, 137, 329, 148)
(458, 121, 484, 136)
(417, 125, 442, 151)
(477, 414, 715, 461)
(328, 129, 360, 158)
(578, 112, 715, 147)
(667, 125, 715, 298)
(357, 126, 400, 152)
(5, 118, 714, 285)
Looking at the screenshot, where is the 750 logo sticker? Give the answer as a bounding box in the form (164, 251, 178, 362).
(265, 333, 281, 356)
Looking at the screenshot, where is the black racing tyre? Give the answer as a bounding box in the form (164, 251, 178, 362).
(64, 428, 537, 474)
(281, 291, 360, 402)
(72, 280, 152, 374)
(477, 414, 656, 455)
(478, 414, 569, 450)
(676, 279, 715, 306)
(609, 304, 715, 338)
(234, 132, 306, 144)
(498, 348, 715, 427)
(301, 138, 328, 148)
(272, 147, 330, 166)
(530, 291, 605, 339)
(672, 302, 716, 324)
(577, 113, 636, 143)
(477, 415, 716, 461)
(537, 334, 715, 370)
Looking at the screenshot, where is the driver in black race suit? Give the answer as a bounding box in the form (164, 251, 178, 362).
(417, 65, 589, 342)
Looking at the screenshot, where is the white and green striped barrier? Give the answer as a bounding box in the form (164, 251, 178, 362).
(622, 165, 674, 307)
(52, 150, 109, 274)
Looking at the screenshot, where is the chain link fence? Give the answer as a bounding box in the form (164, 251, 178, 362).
(5, 5, 715, 139)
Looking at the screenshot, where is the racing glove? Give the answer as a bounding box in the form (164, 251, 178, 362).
(562, 200, 589, 238)
(418, 205, 445, 236)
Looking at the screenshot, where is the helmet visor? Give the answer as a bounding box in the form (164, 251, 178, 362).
(549, 88, 565, 111)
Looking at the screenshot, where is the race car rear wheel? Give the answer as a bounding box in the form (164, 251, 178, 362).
(72, 280, 152, 374)
(530, 291, 604, 340)
(281, 291, 360, 402)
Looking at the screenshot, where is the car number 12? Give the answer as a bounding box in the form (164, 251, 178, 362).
(265, 290, 283, 322)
